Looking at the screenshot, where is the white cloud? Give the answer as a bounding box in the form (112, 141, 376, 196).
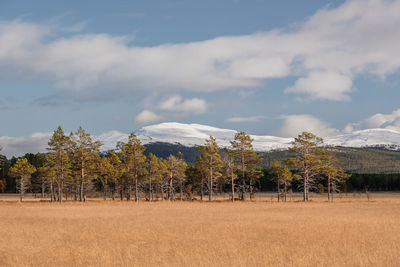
(0, 132, 52, 158)
(344, 108, 400, 133)
(279, 114, 340, 138)
(226, 116, 264, 123)
(158, 95, 208, 114)
(0, 0, 400, 101)
(135, 110, 162, 124)
(285, 71, 353, 101)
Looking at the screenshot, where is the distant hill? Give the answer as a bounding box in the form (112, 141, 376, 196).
(144, 142, 199, 163)
(142, 142, 400, 174)
(259, 146, 400, 174)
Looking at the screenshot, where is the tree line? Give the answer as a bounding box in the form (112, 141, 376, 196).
(1, 127, 350, 202)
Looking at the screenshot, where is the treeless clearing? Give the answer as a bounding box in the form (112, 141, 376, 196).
(0, 195, 400, 266)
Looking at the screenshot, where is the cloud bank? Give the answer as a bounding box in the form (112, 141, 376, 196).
(278, 108, 400, 138)
(0, 133, 51, 158)
(278, 115, 340, 138)
(135, 110, 163, 124)
(1, 0, 400, 101)
(344, 108, 400, 133)
(158, 95, 208, 115)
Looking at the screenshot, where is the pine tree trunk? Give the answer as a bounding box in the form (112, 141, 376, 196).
(231, 170, 235, 203)
(20, 178, 24, 202)
(58, 183, 62, 203)
(60, 174, 64, 203)
(284, 183, 287, 202)
(249, 178, 252, 201)
(41, 181, 45, 198)
(127, 184, 131, 201)
(200, 179, 204, 201)
(53, 184, 57, 202)
(277, 180, 280, 202)
(180, 179, 183, 201)
(103, 182, 107, 201)
(83, 187, 86, 202)
(50, 180, 54, 202)
(209, 167, 213, 201)
(80, 159, 85, 202)
(135, 177, 138, 202)
(74, 181, 78, 201)
(169, 174, 173, 201)
(62, 182, 66, 201)
(328, 176, 331, 201)
(306, 178, 309, 201)
(80, 179, 84, 202)
(241, 180, 245, 201)
(303, 174, 307, 202)
(149, 176, 152, 202)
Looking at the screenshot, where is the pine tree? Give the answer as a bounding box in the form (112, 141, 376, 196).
(194, 155, 208, 201)
(165, 154, 187, 201)
(269, 160, 292, 202)
(158, 158, 168, 201)
(198, 136, 223, 201)
(320, 152, 351, 201)
(47, 126, 72, 202)
(107, 152, 124, 200)
(286, 132, 326, 202)
(222, 149, 237, 202)
(9, 158, 36, 201)
(184, 165, 200, 201)
(230, 132, 262, 200)
(176, 152, 188, 201)
(39, 154, 57, 201)
(117, 134, 146, 202)
(69, 127, 100, 202)
(96, 155, 115, 200)
(23, 153, 46, 196)
(146, 153, 162, 202)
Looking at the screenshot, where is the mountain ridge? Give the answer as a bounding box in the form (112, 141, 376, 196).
(95, 122, 400, 152)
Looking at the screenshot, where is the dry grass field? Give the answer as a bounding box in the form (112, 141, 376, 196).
(1, 194, 400, 266)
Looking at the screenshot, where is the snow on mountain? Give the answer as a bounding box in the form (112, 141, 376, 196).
(325, 128, 400, 149)
(94, 130, 129, 151)
(135, 122, 294, 150)
(137, 122, 241, 147)
(95, 122, 400, 152)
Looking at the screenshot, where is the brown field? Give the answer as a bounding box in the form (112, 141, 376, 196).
(1, 193, 400, 266)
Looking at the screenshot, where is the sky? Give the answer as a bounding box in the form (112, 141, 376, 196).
(1, 0, 400, 156)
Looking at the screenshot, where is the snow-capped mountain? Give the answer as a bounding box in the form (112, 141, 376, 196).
(134, 122, 295, 150)
(95, 130, 130, 151)
(95, 122, 400, 152)
(324, 128, 400, 149)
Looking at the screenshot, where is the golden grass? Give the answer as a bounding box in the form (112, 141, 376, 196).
(1, 195, 400, 266)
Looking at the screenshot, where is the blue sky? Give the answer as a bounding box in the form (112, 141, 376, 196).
(1, 0, 400, 145)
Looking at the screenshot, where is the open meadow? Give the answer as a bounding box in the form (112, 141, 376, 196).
(1, 193, 400, 266)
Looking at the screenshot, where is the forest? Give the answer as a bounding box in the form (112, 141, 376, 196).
(1, 126, 399, 202)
